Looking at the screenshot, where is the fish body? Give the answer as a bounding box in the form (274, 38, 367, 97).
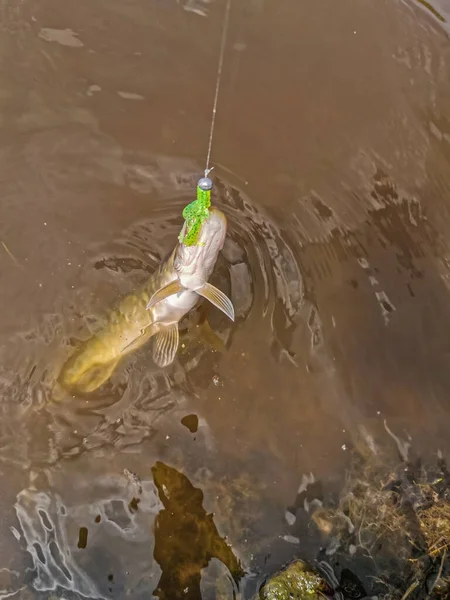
(58, 207, 234, 394)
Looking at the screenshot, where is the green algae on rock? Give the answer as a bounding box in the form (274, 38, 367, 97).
(257, 560, 333, 600)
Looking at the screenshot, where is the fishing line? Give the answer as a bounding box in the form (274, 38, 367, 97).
(179, 0, 233, 247)
(204, 0, 232, 177)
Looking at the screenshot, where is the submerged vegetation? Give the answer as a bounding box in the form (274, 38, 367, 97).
(189, 449, 450, 600)
(310, 452, 450, 599)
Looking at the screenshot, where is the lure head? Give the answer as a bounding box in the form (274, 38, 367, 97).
(175, 206, 227, 290)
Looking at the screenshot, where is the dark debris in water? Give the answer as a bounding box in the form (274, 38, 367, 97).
(180, 413, 199, 433)
(77, 526, 88, 549)
(337, 569, 366, 600)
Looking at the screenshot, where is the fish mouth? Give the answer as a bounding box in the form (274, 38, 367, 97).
(176, 207, 227, 268)
(178, 206, 227, 249)
(198, 207, 227, 248)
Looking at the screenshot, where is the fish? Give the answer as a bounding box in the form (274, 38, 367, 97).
(58, 207, 234, 394)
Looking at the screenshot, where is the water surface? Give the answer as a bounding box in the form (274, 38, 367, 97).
(1, 0, 450, 597)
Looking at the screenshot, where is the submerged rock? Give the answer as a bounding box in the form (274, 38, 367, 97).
(257, 559, 333, 600)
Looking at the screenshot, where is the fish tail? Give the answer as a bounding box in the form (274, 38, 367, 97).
(58, 340, 121, 394)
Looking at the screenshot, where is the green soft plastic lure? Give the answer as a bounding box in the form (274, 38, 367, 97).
(178, 176, 213, 246)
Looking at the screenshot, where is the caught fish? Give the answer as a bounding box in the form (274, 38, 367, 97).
(58, 207, 234, 394)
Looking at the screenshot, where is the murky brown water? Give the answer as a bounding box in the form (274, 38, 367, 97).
(1, 0, 450, 597)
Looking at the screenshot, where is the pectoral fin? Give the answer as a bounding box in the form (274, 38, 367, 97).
(146, 280, 184, 310)
(153, 324, 180, 367)
(196, 283, 235, 322)
(121, 323, 158, 354)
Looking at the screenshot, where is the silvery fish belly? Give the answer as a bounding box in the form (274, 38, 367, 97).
(58, 207, 235, 395)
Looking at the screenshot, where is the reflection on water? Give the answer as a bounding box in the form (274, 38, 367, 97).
(1, 0, 450, 596)
(13, 462, 245, 599)
(14, 467, 164, 598)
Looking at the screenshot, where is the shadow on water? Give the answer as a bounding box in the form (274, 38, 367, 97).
(151, 461, 245, 600)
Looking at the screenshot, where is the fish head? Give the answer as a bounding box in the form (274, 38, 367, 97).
(147, 207, 234, 322)
(174, 207, 227, 290)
